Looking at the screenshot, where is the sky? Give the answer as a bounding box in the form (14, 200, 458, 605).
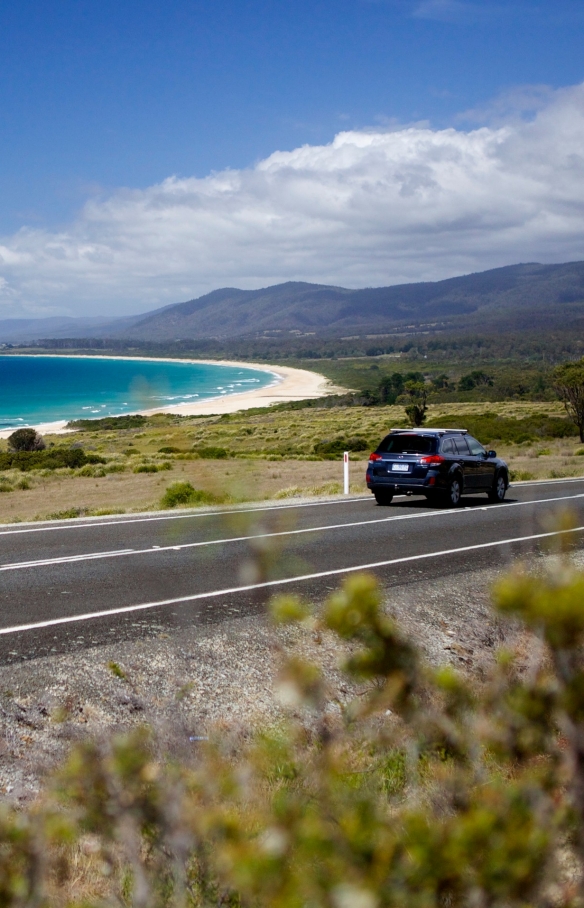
(0, 0, 583, 318)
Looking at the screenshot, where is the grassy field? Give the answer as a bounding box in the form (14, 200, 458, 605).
(0, 400, 582, 523)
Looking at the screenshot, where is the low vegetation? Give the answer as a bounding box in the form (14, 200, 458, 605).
(1, 400, 583, 522)
(0, 447, 105, 471)
(160, 481, 222, 508)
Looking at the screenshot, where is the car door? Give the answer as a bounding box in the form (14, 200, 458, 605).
(452, 435, 478, 489)
(466, 435, 495, 489)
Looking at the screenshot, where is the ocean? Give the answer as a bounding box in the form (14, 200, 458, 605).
(0, 355, 276, 430)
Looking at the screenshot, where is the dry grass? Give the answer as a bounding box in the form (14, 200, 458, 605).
(0, 458, 370, 523)
(0, 400, 581, 523)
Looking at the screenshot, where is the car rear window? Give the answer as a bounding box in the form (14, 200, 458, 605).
(377, 434, 437, 454)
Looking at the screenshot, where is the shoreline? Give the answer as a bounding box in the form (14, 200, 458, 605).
(0, 355, 340, 438)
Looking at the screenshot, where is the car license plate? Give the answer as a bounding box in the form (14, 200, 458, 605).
(391, 463, 410, 472)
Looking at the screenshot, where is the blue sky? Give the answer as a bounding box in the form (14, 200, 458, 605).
(0, 0, 583, 316)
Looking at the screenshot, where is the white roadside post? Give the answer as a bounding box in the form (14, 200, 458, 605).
(343, 451, 349, 495)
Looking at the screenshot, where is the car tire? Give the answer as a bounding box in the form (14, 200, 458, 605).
(374, 490, 394, 506)
(442, 476, 462, 508)
(488, 472, 507, 503)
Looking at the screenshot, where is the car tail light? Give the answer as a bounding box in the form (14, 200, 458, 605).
(369, 452, 382, 462)
(420, 455, 445, 465)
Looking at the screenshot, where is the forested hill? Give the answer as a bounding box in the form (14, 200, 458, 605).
(108, 260, 584, 340)
(2, 260, 584, 343)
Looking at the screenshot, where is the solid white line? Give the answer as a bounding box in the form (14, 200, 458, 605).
(1, 548, 135, 571)
(2, 524, 584, 637)
(2, 491, 584, 573)
(0, 496, 370, 536)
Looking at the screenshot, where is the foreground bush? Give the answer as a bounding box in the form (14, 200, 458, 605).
(5, 554, 584, 905)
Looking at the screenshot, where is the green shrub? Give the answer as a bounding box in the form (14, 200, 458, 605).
(0, 447, 106, 472)
(77, 464, 101, 477)
(104, 462, 127, 473)
(7, 427, 45, 451)
(314, 436, 370, 457)
(426, 413, 577, 445)
(193, 446, 229, 459)
(160, 481, 219, 508)
(158, 446, 182, 454)
(133, 462, 172, 474)
(66, 414, 147, 430)
(47, 507, 84, 519)
(509, 470, 535, 481)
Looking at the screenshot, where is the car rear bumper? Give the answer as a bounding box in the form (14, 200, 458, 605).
(367, 475, 438, 495)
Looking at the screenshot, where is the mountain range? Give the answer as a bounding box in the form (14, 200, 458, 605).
(1, 260, 583, 344)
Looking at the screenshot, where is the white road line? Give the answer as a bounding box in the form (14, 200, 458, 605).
(1, 549, 135, 570)
(0, 496, 370, 536)
(2, 524, 584, 637)
(2, 491, 584, 573)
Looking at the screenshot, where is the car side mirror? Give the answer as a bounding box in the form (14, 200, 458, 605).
(487, 450, 497, 458)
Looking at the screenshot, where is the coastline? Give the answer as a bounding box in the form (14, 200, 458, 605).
(0, 356, 340, 438)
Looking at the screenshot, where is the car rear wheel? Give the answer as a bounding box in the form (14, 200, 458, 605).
(488, 473, 507, 503)
(443, 476, 461, 508)
(374, 490, 394, 506)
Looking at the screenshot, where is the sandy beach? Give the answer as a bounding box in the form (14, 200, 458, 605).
(0, 358, 340, 438)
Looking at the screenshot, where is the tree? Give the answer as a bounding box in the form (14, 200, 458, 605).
(7, 427, 45, 452)
(431, 372, 450, 391)
(377, 373, 404, 405)
(400, 380, 427, 426)
(458, 370, 494, 391)
(553, 358, 584, 441)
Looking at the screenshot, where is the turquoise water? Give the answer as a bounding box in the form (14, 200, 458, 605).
(0, 355, 276, 429)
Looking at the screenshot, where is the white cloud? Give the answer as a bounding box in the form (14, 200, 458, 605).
(412, 0, 484, 22)
(458, 83, 557, 125)
(1, 83, 584, 318)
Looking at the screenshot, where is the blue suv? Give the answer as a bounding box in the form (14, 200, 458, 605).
(366, 428, 509, 507)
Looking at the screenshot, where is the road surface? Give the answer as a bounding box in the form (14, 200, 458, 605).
(1, 478, 584, 662)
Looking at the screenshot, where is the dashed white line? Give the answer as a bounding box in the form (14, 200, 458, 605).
(1, 491, 584, 573)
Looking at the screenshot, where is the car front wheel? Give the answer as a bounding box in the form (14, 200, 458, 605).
(488, 473, 507, 503)
(374, 490, 394, 506)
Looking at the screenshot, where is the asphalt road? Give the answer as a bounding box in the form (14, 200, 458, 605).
(2, 478, 584, 663)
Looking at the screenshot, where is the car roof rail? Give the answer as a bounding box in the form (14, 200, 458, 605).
(389, 428, 468, 435)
